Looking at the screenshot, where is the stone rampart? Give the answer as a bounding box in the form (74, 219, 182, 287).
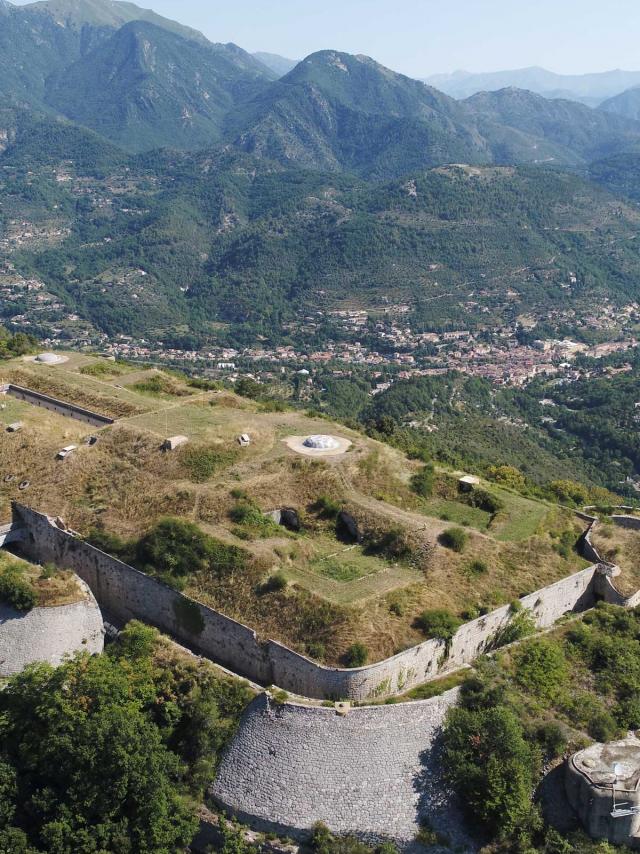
(12, 504, 273, 685)
(4, 384, 114, 427)
(9, 503, 628, 702)
(611, 514, 640, 531)
(0, 577, 104, 676)
(210, 690, 473, 848)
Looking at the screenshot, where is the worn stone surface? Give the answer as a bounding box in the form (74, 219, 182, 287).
(0, 577, 104, 676)
(210, 691, 474, 849)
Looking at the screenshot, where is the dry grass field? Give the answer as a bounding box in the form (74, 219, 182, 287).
(0, 353, 598, 664)
(592, 522, 640, 595)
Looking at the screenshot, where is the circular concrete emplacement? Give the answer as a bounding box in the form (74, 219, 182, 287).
(284, 434, 352, 457)
(27, 352, 69, 365)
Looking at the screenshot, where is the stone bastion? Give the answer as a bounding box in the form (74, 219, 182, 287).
(210, 690, 474, 849)
(0, 576, 104, 677)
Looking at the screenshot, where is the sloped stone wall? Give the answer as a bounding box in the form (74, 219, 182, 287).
(210, 690, 473, 848)
(11, 503, 616, 702)
(0, 577, 104, 676)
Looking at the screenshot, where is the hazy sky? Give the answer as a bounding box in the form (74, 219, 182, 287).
(11, 0, 640, 77)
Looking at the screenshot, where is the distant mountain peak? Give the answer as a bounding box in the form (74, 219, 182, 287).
(252, 51, 297, 78)
(22, 0, 210, 43)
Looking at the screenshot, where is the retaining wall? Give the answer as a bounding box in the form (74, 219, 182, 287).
(8, 503, 630, 702)
(0, 577, 104, 676)
(611, 515, 640, 531)
(4, 384, 114, 427)
(209, 690, 473, 848)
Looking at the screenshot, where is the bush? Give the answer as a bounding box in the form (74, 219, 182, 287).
(416, 609, 462, 643)
(466, 559, 488, 576)
(313, 495, 342, 519)
(467, 489, 504, 514)
(181, 446, 236, 482)
(410, 463, 435, 498)
(439, 527, 468, 552)
(259, 572, 288, 594)
(343, 643, 368, 667)
(487, 465, 526, 491)
(136, 518, 248, 581)
(589, 710, 620, 742)
(514, 639, 567, 700)
(534, 721, 567, 759)
(0, 566, 36, 611)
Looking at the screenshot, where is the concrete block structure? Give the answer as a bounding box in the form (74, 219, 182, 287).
(566, 737, 640, 848)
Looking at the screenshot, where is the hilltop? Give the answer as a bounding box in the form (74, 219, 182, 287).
(0, 353, 599, 665)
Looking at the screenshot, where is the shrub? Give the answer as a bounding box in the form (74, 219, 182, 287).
(439, 527, 468, 552)
(534, 721, 567, 759)
(466, 559, 488, 576)
(514, 639, 567, 700)
(416, 609, 462, 643)
(410, 463, 435, 498)
(589, 710, 620, 742)
(181, 446, 237, 482)
(313, 495, 342, 519)
(136, 518, 248, 581)
(259, 572, 288, 594)
(0, 566, 36, 611)
(234, 377, 264, 399)
(365, 526, 411, 561)
(343, 643, 368, 668)
(491, 608, 536, 649)
(487, 465, 526, 491)
(467, 489, 504, 514)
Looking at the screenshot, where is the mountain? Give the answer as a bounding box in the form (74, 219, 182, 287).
(464, 88, 640, 165)
(229, 52, 640, 177)
(600, 86, 640, 121)
(253, 51, 298, 77)
(425, 67, 640, 106)
(45, 20, 274, 151)
(229, 50, 496, 177)
(20, 0, 209, 43)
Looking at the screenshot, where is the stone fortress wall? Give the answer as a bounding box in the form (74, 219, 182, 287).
(209, 690, 473, 848)
(9, 503, 636, 702)
(0, 576, 104, 677)
(1, 383, 114, 427)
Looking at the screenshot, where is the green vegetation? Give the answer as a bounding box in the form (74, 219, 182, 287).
(442, 603, 640, 850)
(410, 463, 435, 498)
(439, 527, 468, 552)
(0, 561, 36, 611)
(0, 328, 36, 360)
(343, 643, 369, 667)
(0, 621, 253, 854)
(88, 518, 250, 588)
(311, 822, 397, 854)
(416, 609, 462, 643)
(181, 445, 238, 482)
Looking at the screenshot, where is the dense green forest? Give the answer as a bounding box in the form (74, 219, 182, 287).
(5, 140, 640, 344)
(0, 622, 253, 854)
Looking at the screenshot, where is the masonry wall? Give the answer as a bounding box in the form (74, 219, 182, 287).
(13, 504, 273, 685)
(611, 515, 640, 531)
(5, 384, 114, 427)
(10, 503, 614, 702)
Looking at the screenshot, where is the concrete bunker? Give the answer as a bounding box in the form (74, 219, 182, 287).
(566, 736, 640, 848)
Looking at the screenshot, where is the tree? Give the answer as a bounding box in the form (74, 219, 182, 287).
(0, 654, 197, 853)
(443, 705, 538, 839)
